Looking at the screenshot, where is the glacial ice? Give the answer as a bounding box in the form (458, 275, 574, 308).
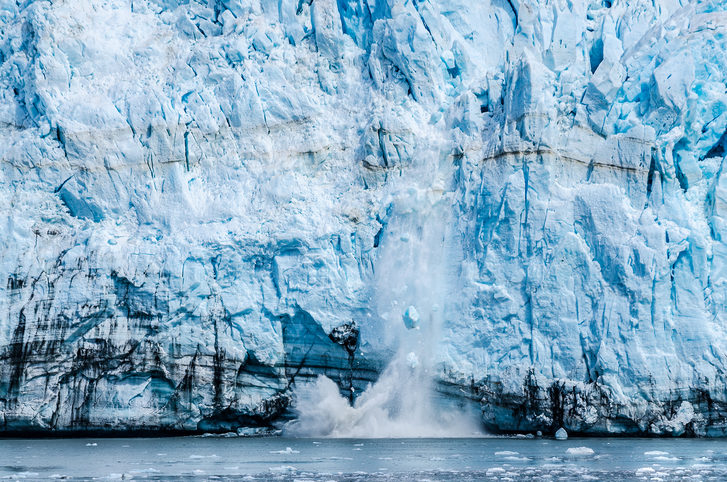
(2, 0, 727, 435)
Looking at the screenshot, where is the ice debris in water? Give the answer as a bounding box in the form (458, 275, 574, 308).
(270, 447, 300, 455)
(269, 466, 297, 473)
(644, 450, 669, 456)
(555, 428, 568, 440)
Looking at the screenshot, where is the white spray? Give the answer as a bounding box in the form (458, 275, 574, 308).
(286, 163, 483, 438)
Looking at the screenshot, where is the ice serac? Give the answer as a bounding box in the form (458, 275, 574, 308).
(1, 0, 727, 436)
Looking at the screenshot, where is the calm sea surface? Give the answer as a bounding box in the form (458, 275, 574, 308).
(2, 436, 727, 480)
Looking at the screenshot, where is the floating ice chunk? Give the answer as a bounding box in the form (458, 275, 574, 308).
(566, 447, 595, 456)
(270, 447, 299, 454)
(555, 428, 568, 440)
(653, 456, 678, 461)
(85, 443, 98, 446)
(269, 465, 297, 472)
(495, 451, 519, 456)
(486, 467, 506, 475)
(644, 451, 669, 456)
(402, 306, 420, 330)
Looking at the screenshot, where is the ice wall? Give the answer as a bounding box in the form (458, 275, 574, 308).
(2, 0, 727, 435)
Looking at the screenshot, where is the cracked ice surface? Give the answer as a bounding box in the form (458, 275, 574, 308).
(2, 0, 727, 435)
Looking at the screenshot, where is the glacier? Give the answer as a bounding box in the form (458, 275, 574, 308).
(2, 0, 727, 436)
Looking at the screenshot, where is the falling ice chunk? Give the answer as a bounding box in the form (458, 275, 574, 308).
(402, 306, 420, 329)
(406, 352, 419, 369)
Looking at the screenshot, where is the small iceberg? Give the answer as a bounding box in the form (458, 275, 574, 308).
(566, 447, 595, 456)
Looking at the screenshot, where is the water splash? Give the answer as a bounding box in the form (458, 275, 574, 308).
(286, 167, 484, 438)
(285, 363, 480, 437)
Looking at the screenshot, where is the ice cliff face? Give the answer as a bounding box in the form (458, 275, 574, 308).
(2, 0, 727, 436)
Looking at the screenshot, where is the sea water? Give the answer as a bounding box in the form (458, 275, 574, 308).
(2, 436, 727, 480)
